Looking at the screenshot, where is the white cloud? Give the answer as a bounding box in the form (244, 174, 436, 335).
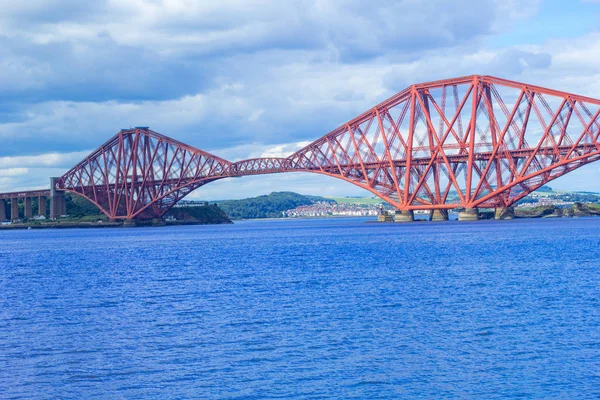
(0, 151, 91, 168)
(0, 0, 537, 56)
(0, 151, 94, 192)
(0, 168, 29, 176)
(259, 141, 312, 158)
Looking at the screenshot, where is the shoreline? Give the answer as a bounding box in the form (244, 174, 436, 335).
(3, 209, 599, 230)
(0, 220, 233, 230)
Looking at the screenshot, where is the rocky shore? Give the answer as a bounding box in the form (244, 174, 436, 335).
(515, 202, 600, 218)
(0, 204, 232, 230)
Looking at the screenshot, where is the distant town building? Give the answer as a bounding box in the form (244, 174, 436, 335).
(284, 201, 383, 217)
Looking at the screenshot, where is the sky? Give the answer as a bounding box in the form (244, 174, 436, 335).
(1, 0, 600, 199)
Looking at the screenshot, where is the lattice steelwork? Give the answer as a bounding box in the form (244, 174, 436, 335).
(58, 128, 231, 219)
(286, 75, 600, 210)
(54, 75, 600, 219)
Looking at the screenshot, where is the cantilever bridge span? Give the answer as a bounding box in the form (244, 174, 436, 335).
(3, 74, 600, 221)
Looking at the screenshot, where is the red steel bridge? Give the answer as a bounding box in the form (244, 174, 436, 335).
(3, 75, 600, 221)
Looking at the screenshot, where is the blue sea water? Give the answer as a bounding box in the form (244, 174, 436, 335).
(1, 217, 599, 399)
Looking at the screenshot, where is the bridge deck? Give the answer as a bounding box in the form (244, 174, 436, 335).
(0, 189, 51, 200)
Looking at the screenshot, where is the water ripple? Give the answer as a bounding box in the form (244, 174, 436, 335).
(1, 218, 600, 398)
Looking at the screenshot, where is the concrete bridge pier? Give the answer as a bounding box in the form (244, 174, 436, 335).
(495, 206, 515, 220)
(11, 198, 19, 221)
(50, 177, 66, 219)
(38, 196, 47, 217)
(24, 197, 32, 218)
(394, 210, 414, 222)
(152, 218, 166, 226)
(0, 199, 5, 221)
(430, 209, 449, 221)
(458, 207, 479, 221)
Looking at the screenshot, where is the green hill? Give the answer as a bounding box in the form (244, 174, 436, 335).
(167, 204, 232, 224)
(215, 191, 334, 220)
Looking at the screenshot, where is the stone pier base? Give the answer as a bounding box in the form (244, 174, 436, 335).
(0, 199, 5, 221)
(24, 197, 32, 219)
(495, 206, 515, 220)
(430, 209, 449, 221)
(122, 218, 166, 227)
(11, 199, 19, 221)
(394, 210, 414, 223)
(50, 177, 66, 219)
(38, 196, 47, 217)
(458, 207, 479, 221)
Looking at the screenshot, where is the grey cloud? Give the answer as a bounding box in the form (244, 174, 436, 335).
(319, 0, 500, 61)
(0, 35, 212, 103)
(488, 49, 552, 76)
(0, 0, 538, 105)
(0, 1, 104, 24)
(382, 48, 553, 92)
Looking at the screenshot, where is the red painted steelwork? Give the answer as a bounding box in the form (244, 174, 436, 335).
(57, 128, 231, 219)
(44, 75, 600, 219)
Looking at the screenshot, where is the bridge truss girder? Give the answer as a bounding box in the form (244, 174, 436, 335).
(55, 75, 600, 219)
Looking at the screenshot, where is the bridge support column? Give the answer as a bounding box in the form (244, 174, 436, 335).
(50, 177, 66, 220)
(458, 207, 479, 221)
(24, 197, 32, 219)
(152, 218, 166, 226)
(430, 209, 449, 221)
(0, 199, 5, 221)
(495, 206, 515, 220)
(11, 198, 19, 221)
(394, 210, 414, 223)
(38, 196, 47, 217)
